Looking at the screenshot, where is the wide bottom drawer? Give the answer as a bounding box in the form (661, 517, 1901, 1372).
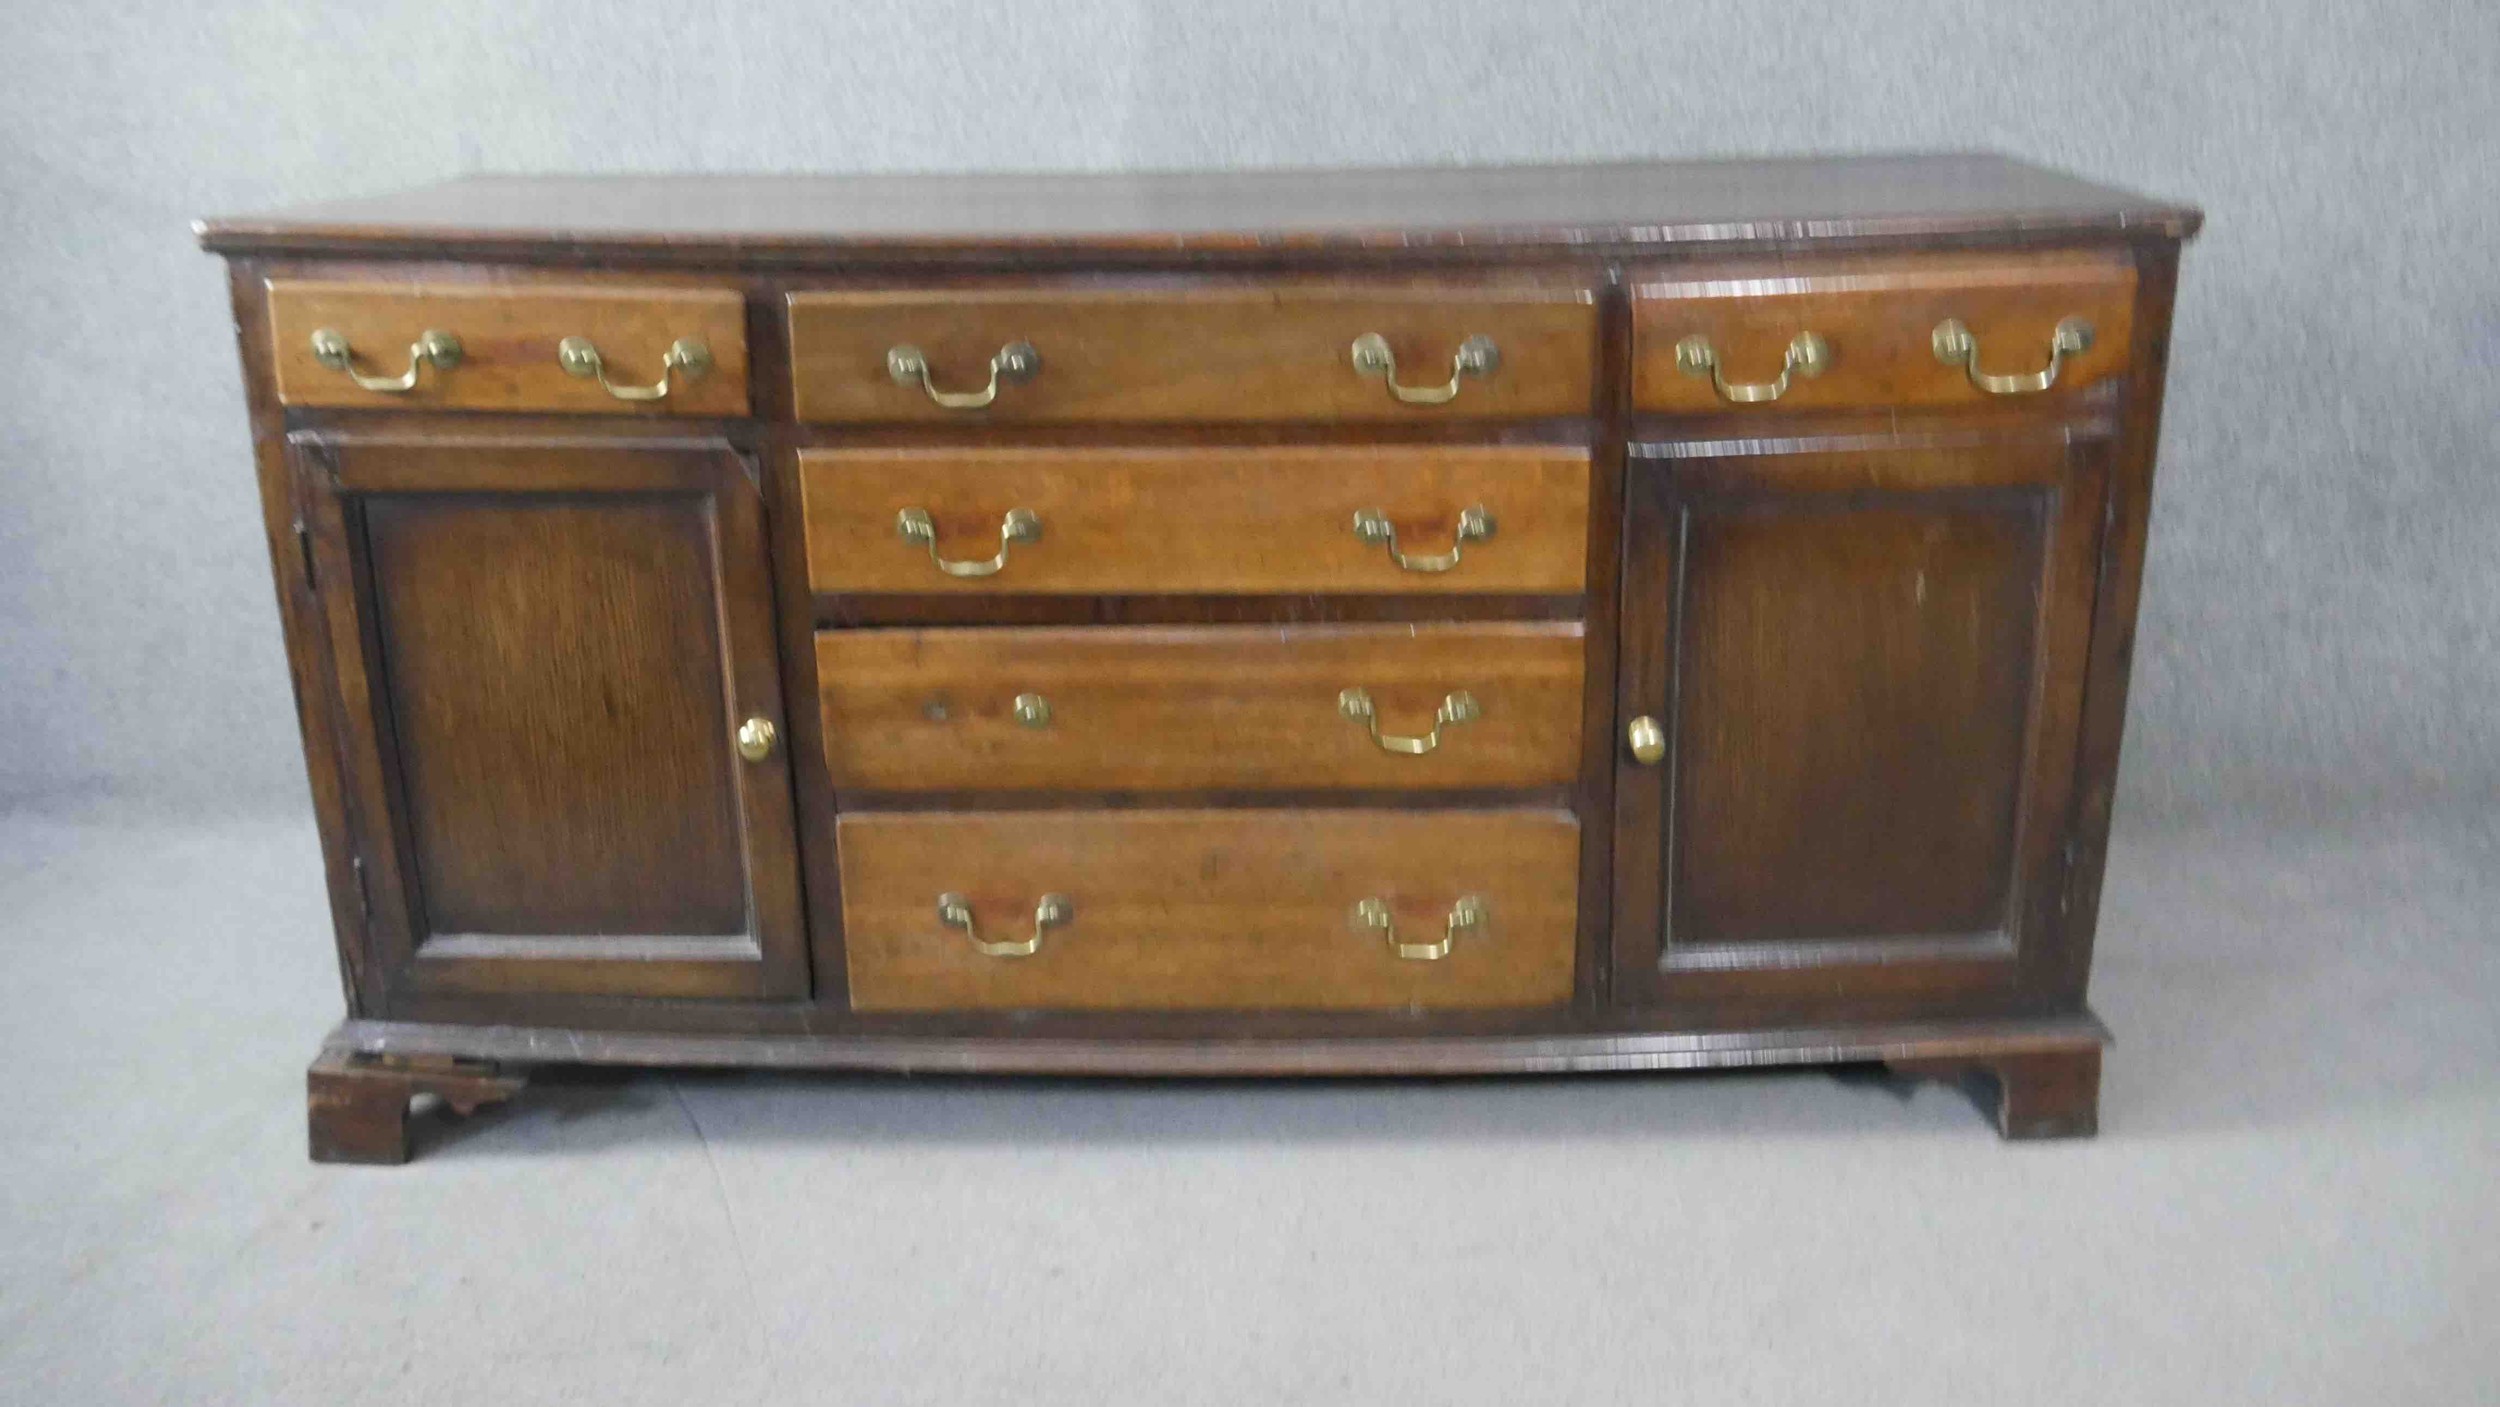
(838, 810, 1580, 1012)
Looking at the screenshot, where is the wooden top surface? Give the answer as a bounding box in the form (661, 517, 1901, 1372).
(198, 153, 2199, 262)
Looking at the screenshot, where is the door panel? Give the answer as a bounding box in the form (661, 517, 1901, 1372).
(298, 437, 808, 1000)
(1673, 503, 2036, 943)
(1612, 435, 2106, 1010)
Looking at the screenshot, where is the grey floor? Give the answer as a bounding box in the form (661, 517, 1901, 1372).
(2, 802, 2494, 1406)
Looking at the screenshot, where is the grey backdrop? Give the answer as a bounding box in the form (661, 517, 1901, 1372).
(3, 0, 2493, 820)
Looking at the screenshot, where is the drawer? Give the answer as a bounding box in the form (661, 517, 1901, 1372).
(267, 281, 749, 415)
(800, 447, 1589, 596)
(817, 623, 1585, 793)
(1631, 253, 2136, 413)
(837, 809, 1580, 1011)
(787, 286, 1597, 423)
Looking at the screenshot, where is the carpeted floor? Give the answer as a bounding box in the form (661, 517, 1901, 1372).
(1, 802, 2493, 1405)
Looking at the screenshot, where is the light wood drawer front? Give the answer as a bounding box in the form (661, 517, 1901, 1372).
(800, 447, 1589, 596)
(267, 282, 749, 414)
(839, 809, 1580, 1011)
(1631, 254, 2136, 413)
(788, 288, 1597, 423)
(817, 623, 1585, 793)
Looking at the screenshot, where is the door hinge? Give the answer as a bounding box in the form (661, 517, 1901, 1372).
(350, 855, 372, 921)
(293, 518, 319, 594)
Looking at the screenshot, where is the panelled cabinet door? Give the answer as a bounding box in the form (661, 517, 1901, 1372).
(295, 437, 808, 1001)
(1612, 435, 2108, 1012)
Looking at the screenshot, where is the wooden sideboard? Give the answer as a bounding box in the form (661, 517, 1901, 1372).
(197, 155, 2200, 1162)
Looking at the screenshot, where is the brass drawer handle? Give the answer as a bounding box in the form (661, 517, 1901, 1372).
(559, 336, 711, 402)
(888, 341, 1041, 409)
(1338, 687, 1478, 755)
(309, 328, 461, 393)
(1675, 331, 1829, 403)
(895, 507, 1041, 578)
(1354, 894, 1487, 962)
(1352, 505, 1495, 573)
(1932, 317, 2095, 395)
(937, 891, 1072, 958)
(1349, 333, 1500, 405)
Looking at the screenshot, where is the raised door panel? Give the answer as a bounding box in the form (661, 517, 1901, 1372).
(1612, 436, 2106, 1011)
(297, 437, 807, 1000)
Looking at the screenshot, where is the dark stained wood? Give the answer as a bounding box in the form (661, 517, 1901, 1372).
(1573, 271, 1633, 1013)
(1629, 251, 2136, 412)
(1677, 500, 2035, 938)
(2054, 242, 2186, 999)
(789, 285, 1597, 423)
(198, 154, 2201, 266)
(200, 158, 2196, 1152)
(332, 1010, 2107, 1078)
(815, 593, 1588, 629)
(306, 1050, 524, 1164)
(816, 623, 1586, 793)
(799, 446, 1591, 595)
(1612, 432, 2109, 1007)
(295, 436, 808, 1000)
(225, 262, 380, 1015)
(1889, 1045, 2101, 1139)
(838, 809, 1580, 1012)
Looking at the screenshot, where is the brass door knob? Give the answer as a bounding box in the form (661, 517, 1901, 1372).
(735, 716, 778, 762)
(1626, 715, 1666, 765)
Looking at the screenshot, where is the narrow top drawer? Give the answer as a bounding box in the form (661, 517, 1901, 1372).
(1631, 253, 2136, 414)
(267, 282, 749, 415)
(787, 285, 1597, 423)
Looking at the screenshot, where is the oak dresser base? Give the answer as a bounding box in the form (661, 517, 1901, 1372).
(308, 1012, 2106, 1161)
(206, 155, 2195, 1165)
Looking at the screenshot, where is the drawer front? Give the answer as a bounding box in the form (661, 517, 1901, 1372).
(838, 810, 1580, 1011)
(788, 287, 1597, 423)
(800, 447, 1590, 596)
(268, 281, 750, 415)
(1631, 254, 2136, 413)
(817, 623, 1585, 793)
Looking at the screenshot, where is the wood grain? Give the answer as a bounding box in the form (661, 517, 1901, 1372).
(268, 281, 749, 414)
(1612, 433, 2108, 1007)
(788, 286, 1596, 423)
(198, 154, 2201, 265)
(297, 437, 807, 1000)
(838, 809, 1580, 1012)
(800, 446, 1590, 596)
(816, 623, 1585, 792)
(1630, 253, 2136, 413)
(195, 159, 2200, 1150)
(334, 1011, 2109, 1078)
(2054, 243, 2186, 1000)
